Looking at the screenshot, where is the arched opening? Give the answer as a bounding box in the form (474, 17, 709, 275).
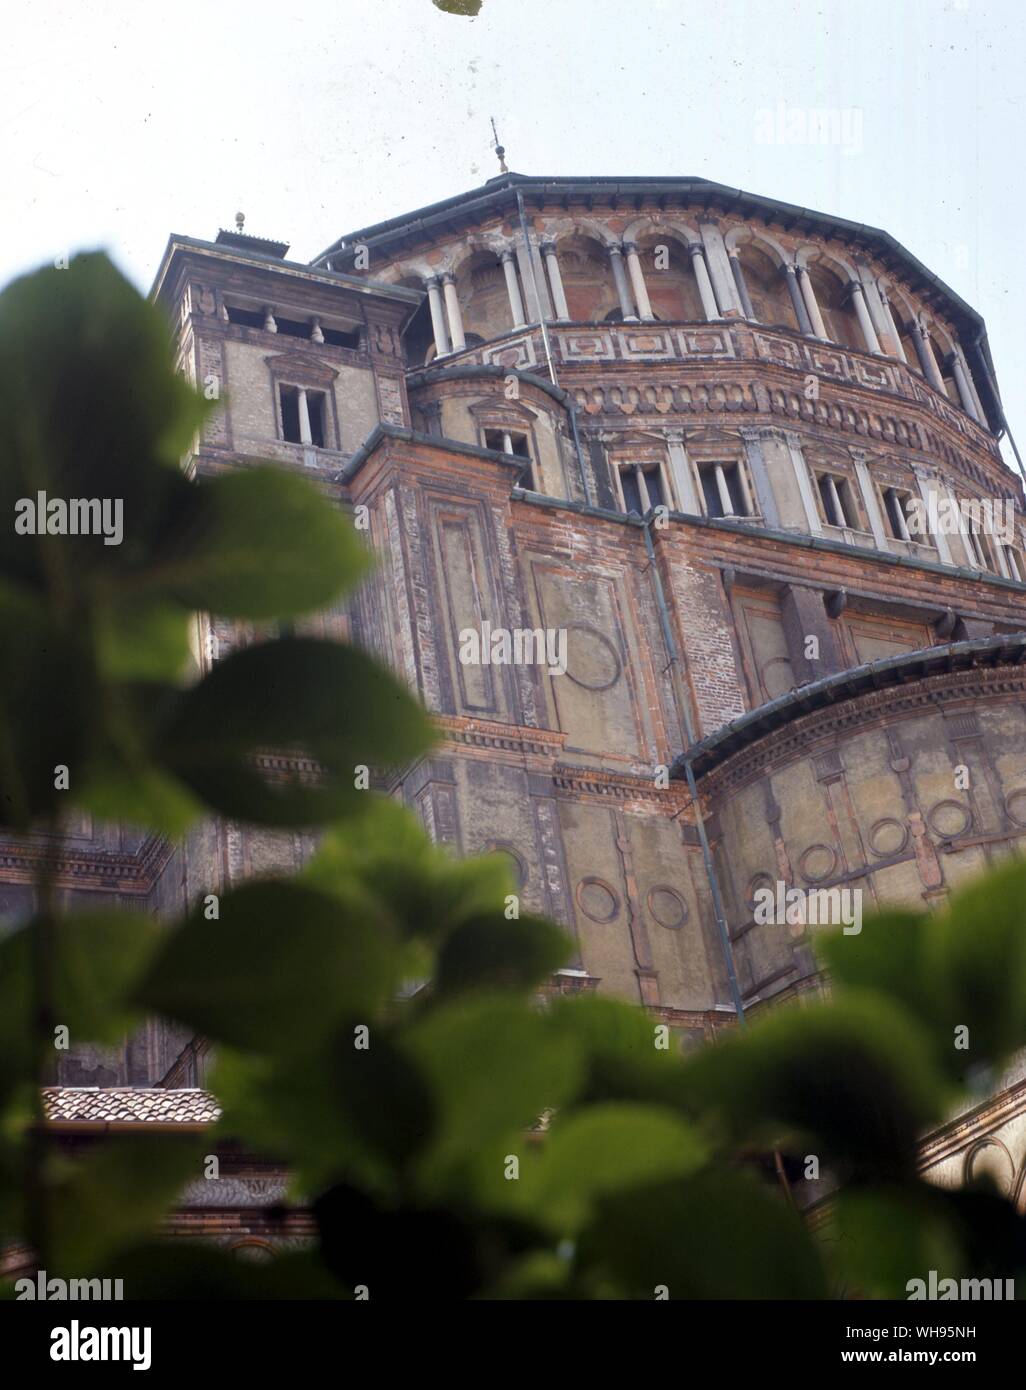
(556, 235, 620, 323)
(736, 243, 798, 331)
(930, 332, 961, 406)
(454, 251, 514, 342)
(807, 263, 862, 349)
(397, 275, 434, 368)
(634, 233, 704, 322)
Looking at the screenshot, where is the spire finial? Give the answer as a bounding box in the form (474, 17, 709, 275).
(490, 117, 508, 174)
(235, 211, 245, 233)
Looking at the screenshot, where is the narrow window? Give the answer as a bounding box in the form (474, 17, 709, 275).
(817, 472, 859, 529)
(617, 462, 667, 515)
(698, 462, 750, 519)
(882, 487, 916, 542)
(279, 385, 327, 447)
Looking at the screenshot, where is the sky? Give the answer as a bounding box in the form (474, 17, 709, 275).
(4, 0, 1024, 462)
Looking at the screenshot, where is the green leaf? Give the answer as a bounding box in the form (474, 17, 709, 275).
(131, 467, 370, 618)
(579, 1168, 827, 1299)
(0, 910, 159, 1075)
(158, 638, 434, 826)
(306, 799, 515, 941)
(134, 881, 396, 1054)
(50, 1135, 203, 1272)
(402, 996, 582, 1190)
(434, 912, 570, 998)
(212, 1030, 437, 1195)
(0, 588, 100, 830)
(679, 993, 950, 1180)
(821, 862, 1026, 1080)
(96, 1243, 347, 1299)
(518, 1103, 707, 1233)
(0, 254, 207, 595)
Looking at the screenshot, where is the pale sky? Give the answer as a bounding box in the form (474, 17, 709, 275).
(5, 0, 1024, 465)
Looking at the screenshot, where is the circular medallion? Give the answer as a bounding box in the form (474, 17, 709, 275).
(575, 876, 620, 923)
(799, 844, 837, 884)
(647, 885, 689, 930)
(868, 817, 909, 858)
(562, 623, 623, 691)
(927, 799, 971, 839)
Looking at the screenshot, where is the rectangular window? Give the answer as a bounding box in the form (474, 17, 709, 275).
(484, 428, 531, 459)
(617, 462, 667, 515)
(697, 461, 750, 519)
(279, 385, 327, 447)
(882, 486, 917, 542)
(816, 471, 860, 529)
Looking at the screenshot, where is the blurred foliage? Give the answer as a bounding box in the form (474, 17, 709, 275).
(1, 254, 1025, 1300)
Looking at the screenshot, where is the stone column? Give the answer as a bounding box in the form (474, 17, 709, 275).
(783, 264, 814, 336)
(912, 320, 945, 394)
(665, 429, 701, 514)
(688, 244, 720, 321)
(954, 342, 987, 422)
(948, 352, 981, 422)
(851, 451, 889, 551)
(500, 251, 526, 329)
(848, 281, 881, 354)
(740, 428, 780, 527)
(540, 241, 570, 321)
(729, 250, 756, 319)
(623, 242, 654, 321)
(608, 245, 637, 321)
(786, 433, 823, 535)
(310, 317, 325, 344)
(441, 273, 466, 351)
(877, 288, 907, 362)
(712, 463, 736, 516)
(262, 306, 278, 333)
(797, 265, 829, 339)
(699, 223, 741, 314)
(424, 276, 450, 357)
(297, 387, 313, 446)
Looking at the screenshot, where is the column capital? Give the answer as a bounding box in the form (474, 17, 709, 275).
(622, 240, 638, 255)
(607, 243, 625, 259)
(687, 242, 705, 258)
(539, 240, 557, 256)
(664, 428, 686, 445)
(440, 270, 456, 286)
(847, 279, 865, 296)
(499, 248, 517, 265)
(423, 274, 440, 289)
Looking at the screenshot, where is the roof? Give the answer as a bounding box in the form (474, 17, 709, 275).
(673, 633, 1026, 781)
(215, 227, 290, 258)
(149, 233, 424, 312)
(42, 1087, 220, 1128)
(311, 172, 990, 337)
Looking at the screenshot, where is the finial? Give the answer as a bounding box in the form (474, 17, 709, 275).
(490, 117, 508, 174)
(235, 211, 245, 233)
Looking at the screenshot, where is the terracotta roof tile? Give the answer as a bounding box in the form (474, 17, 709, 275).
(42, 1087, 220, 1125)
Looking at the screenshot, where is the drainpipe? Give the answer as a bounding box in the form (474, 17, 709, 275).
(513, 186, 592, 507)
(971, 333, 1026, 486)
(641, 515, 746, 1024)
